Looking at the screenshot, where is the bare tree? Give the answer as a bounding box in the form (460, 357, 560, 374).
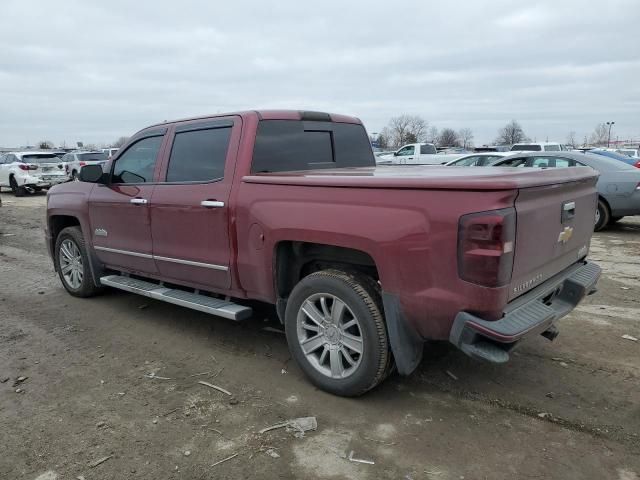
(37, 140, 53, 149)
(437, 128, 460, 147)
(589, 123, 608, 146)
(426, 126, 439, 143)
(111, 136, 130, 148)
(495, 120, 528, 146)
(376, 132, 389, 149)
(458, 128, 474, 149)
(407, 116, 427, 143)
(386, 115, 428, 147)
(566, 131, 577, 147)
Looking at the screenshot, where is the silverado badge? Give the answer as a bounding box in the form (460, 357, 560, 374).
(558, 226, 574, 244)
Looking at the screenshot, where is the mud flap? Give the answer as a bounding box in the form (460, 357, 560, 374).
(382, 292, 424, 376)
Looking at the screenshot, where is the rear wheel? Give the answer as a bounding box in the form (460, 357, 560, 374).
(71, 170, 78, 181)
(54, 226, 101, 297)
(285, 269, 392, 397)
(595, 199, 610, 232)
(9, 176, 26, 197)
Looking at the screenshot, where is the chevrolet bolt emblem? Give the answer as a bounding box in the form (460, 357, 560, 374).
(558, 226, 574, 244)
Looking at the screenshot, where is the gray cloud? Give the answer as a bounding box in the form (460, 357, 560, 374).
(1, 0, 638, 147)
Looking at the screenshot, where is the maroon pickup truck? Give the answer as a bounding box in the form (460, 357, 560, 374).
(45, 110, 601, 396)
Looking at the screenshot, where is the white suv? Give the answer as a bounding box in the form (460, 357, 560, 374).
(61, 151, 109, 180)
(0, 151, 69, 196)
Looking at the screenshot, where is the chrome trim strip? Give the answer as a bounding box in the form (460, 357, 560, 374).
(154, 255, 229, 271)
(94, 246, 153, 259)
(94, 246, 229, 271)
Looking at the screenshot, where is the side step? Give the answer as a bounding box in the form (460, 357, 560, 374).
(100, 275, 252, 321)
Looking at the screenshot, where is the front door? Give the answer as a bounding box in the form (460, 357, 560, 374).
(88, 133, 166, 274)
(149, 117, 239, 291)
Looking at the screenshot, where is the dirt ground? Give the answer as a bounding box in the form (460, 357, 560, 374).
(0, 191, 638, 480)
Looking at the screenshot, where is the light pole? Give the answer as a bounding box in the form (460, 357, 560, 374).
(606, 121, 615, 148)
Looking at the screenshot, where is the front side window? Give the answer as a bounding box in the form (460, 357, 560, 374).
(166, 127, 231, 182)
(111, 136, 163, 184)
(453, 155, 481, 166)
(396, 146, 415, 156)
(531, 157, 551, 168)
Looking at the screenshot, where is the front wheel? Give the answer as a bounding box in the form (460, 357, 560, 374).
(285, 269, 392, 397)
(54, 226, 101, 297)
(595, 199, 610, 232)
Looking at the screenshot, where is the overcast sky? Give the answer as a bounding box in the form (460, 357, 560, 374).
(1, 0, 639, 147)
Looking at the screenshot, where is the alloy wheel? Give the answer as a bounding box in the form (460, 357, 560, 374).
(59, 239, 84, 289)
(296, 293, 364, 379)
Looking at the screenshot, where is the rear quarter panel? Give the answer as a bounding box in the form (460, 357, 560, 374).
(234, 182, 518, 340)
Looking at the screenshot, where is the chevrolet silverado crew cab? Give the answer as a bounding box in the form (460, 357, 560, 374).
(45, 110, 601, 397)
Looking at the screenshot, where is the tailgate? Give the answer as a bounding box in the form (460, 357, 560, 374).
(509, 174, 598, 301)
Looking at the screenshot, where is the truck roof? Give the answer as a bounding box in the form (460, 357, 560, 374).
(145, 110, 362, 130)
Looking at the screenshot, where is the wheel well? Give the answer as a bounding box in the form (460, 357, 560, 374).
(50, 215, 81, 245)
(275, 241, 379, 300)
(598, 195, 611, 213)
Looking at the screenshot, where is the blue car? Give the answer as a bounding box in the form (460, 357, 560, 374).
(588, 149, 640, 168)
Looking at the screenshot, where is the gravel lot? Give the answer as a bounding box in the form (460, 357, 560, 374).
(0, 191, 638, 480)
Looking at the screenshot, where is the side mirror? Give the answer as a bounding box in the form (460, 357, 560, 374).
(393, 151, 398, 156)
(79, 164, 104, 183)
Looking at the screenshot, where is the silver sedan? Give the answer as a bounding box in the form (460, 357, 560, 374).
(488, 151, 640, 231)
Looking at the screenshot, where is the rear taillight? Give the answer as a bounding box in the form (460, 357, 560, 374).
(79, 161, 86, 166)
(458, 207, 516, 288)
(18, 164, 38, 171)
(634, 160, 640, 169)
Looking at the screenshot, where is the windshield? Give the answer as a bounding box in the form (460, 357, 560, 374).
(511, 144, 542, 151)
(21, 154, 59, 163)
(584, 153, 636, 171)
(589, 150, 633, 163)
(77, 152, 108, 161)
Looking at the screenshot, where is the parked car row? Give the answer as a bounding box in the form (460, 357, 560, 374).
(444, 151, 640, 231)
(0, 148, 117, 195)
(0, 151, 69, 196)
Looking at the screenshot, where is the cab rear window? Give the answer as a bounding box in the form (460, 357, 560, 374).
(251, 120, 374, 173)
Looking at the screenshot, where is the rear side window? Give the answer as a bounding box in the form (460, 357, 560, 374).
(544, 145, 560, 151)
(511, 144, 542, 151)
(420, 144, 437, 154)
(77, 152, 108, 161)
(166, 127, 231, 182)
(251, 120, 374, 173)
(112, 136, 163, 184)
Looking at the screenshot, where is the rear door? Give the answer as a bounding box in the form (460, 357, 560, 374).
(88, 131, 167, 274)
(149, 117, 240, 291)
(509, 173, 598, 301)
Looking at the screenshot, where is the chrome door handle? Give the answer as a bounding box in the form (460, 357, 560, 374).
(130, 198, 148, 205)
(201, 200, 225, 208)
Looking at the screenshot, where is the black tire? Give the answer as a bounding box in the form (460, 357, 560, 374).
(54, 226, 102, 298)
(9, 176, 26, 197)
(285, 269, 392, 397)
(610, 216, 624, 224)
(71, 170, 78, 181)
(595, 198, 610, 232)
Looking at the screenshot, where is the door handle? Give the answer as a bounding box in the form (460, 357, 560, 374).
(201, 200, 225, 208)
(130, 198, 148, 205)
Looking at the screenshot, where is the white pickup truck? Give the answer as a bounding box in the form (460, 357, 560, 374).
(377, 143, 466, 165)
